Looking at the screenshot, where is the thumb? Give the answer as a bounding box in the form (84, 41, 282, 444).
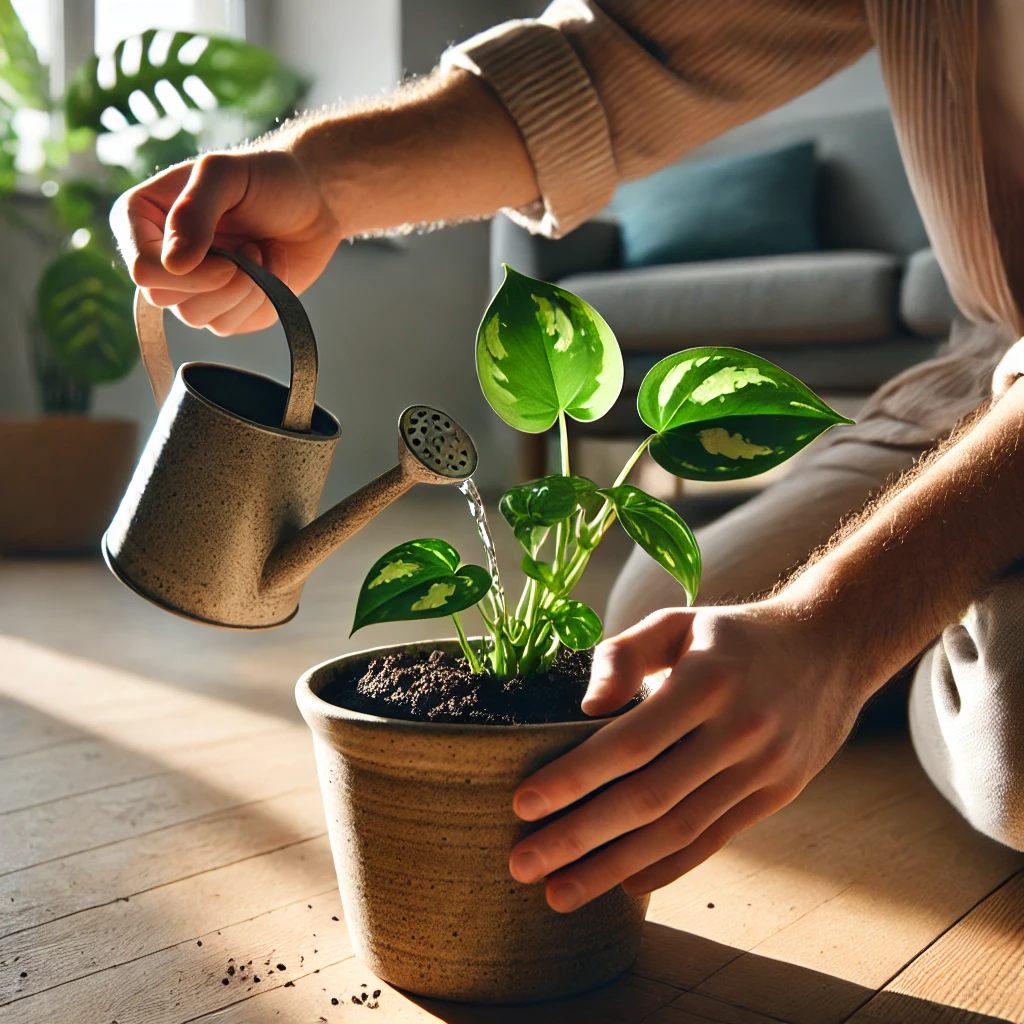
(162, 154, 248, 273)
(582, 608, 694, 716)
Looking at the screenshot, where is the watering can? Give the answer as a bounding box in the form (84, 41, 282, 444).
(103, 248, 478, 629)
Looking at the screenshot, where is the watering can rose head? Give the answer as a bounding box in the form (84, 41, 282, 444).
(353, 265, 854, 679)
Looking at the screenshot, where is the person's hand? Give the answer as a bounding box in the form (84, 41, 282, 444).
(110, 149, 344, 335)
(508, 603, 867, 912)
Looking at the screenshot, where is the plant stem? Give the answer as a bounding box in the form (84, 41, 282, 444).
(452, 613, 483, 673)
(612, 435, 653, 488)
(558, 410, 570, 477)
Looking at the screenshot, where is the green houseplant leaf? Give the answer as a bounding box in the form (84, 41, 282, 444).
(476, 265, 623, 433)
(0, 0, 49, 110)
(500, 474, 596, 548)
(65, 30, 306, 133)
(599, 485, 701, 603)
(37, 247, 137, 384)
(352, 539, 491, 633)
(638, 347, 852, 481)
(545, 599, 603, 650)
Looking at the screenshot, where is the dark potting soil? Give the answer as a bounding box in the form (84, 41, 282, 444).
(324, 647, 639, 725)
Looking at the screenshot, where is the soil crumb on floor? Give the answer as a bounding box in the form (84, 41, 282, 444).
(324, 647, 628, 725)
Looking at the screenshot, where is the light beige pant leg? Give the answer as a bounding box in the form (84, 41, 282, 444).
(909, 573, 1024, 851)
(606, 439, 920, 631)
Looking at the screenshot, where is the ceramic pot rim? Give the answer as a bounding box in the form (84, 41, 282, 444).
(295, 638, 613, 735)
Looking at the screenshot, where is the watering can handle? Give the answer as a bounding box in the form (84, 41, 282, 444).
(133, 247, 318, 433)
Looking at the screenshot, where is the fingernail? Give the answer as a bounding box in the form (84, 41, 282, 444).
(550, 880, 584, 912)
(515, 789, 548, 820)
(510, 849, 544, 883)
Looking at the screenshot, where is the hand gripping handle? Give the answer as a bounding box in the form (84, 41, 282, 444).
(133, 247, 318, 433)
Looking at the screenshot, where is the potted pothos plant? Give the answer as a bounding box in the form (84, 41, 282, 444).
(296, 265, 853, 1003)
(0, 0, 305, 551)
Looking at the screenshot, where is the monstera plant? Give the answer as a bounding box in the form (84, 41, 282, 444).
(0, 2, 305, 553)
(353, 265, 853, 676)
(0, 0, 305, 411)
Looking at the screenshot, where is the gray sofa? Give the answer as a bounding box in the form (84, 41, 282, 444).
(490, 109, 959, 478)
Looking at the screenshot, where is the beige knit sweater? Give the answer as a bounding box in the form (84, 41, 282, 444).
(443, 0, 1024, 402)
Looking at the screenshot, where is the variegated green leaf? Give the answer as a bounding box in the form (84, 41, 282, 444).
(638, 348, 852, 480)
(352, 539, 491, 632)
(476, 266, 623, 432)
(599, 485, 701, 603)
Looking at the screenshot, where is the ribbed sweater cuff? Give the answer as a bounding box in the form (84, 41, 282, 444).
(442, 20, 617, 238)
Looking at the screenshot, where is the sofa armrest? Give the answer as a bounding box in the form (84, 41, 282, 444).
(899, 247, 959, 338)
(489, 213, 621, 293)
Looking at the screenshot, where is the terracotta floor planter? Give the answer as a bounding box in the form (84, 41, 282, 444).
(296, 640, 649, 1004)
(0, 417, 137, 554)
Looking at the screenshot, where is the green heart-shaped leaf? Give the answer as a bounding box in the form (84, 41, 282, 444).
(546, 599, 603, 650)
(352, 539, 491, 633)
(639, 347, 850, 433)
(37, 247, 138, 385)
(476, 266, 623, 432)
(500, 474, 596, 548)
(599, 485, 701, 603)
(649, 414, 837, 481)
(637, 348, 851, 480)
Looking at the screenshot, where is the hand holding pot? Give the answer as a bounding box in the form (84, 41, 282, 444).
(508, 603, 871, 912)
(111, 149, 343, 335)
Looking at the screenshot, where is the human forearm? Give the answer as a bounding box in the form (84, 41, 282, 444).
(276, 69, 539, 237)
(775, 379, 1024, 697)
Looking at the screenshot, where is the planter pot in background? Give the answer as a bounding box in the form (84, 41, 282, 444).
(0, 417, 137, 554)
(296, 641, 649, 1004)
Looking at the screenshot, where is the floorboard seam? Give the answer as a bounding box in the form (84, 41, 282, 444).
(179, 954, 358, 1023)
(0, 886, 341, 1009)
(0, 828, 329, 941)
(832, 865, 1024, 1024)
(0, 783, 321, 879)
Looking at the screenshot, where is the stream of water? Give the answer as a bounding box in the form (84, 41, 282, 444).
(458, 478, 506, 620)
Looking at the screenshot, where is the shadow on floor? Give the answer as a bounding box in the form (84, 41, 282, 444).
(409, 922, 1013, 1024)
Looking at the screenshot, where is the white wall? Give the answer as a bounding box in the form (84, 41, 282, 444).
(268, 0, 401, 108)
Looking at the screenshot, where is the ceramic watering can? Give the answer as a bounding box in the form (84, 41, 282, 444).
(103, 248, 478, 629)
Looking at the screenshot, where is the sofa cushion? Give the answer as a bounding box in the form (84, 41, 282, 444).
(560, 251, 902, 350)
(611, 141, 819, 268)
(900, 248, 959, 337)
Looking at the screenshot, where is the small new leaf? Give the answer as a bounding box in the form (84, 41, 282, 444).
(599, 485, 701, 603)
(546, 599, 603, 650)
(476, 266, 623, 433)
(638, 348, 853, 480)
(500, 475, 597, 550)
(521, 554, 557, 588)
(352, 539, 491, 633)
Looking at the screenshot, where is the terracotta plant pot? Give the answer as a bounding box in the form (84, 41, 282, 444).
(296, 641, 649, 1004)
(0, 417, 137, 554)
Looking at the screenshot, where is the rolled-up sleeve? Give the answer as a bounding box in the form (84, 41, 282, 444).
(443, 0, 872, 236)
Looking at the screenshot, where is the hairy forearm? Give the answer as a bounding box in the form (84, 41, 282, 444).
(774, 379, 1024, 697)
(269, 69, 539, 237)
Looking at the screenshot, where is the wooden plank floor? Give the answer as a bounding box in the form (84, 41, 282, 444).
(1, 495, 1022, 1024)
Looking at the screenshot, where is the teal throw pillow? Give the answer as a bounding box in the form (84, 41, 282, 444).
(611, 140, 820, 268)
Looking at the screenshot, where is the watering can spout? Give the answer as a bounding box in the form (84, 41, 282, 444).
(261, 464, 409, 596)
(262, 405, 480, 598)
